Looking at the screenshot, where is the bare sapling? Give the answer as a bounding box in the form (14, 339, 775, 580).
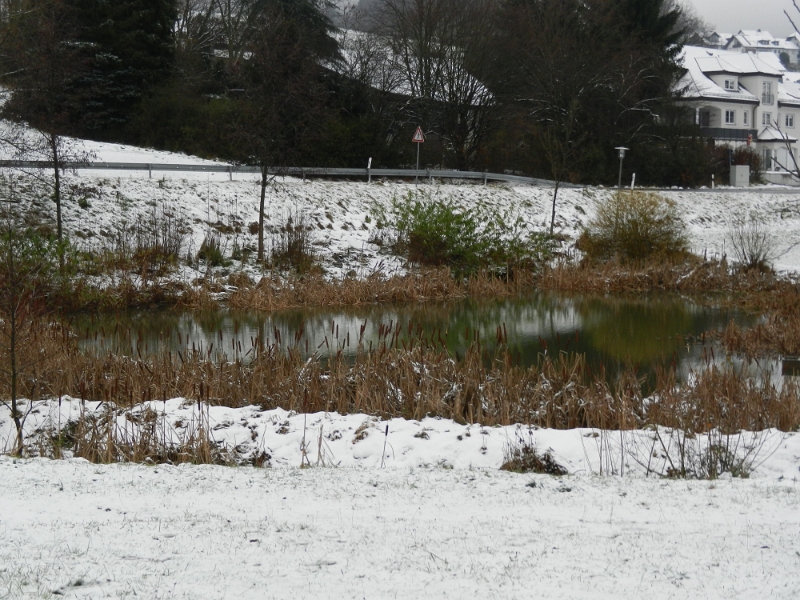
(0, 185, 60, 455)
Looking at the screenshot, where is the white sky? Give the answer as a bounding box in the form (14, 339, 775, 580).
(687, 0, 795, 37)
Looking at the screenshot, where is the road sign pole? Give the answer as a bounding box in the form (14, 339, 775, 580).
(416, 142, 420, 184)
(412, 126, 425, 184)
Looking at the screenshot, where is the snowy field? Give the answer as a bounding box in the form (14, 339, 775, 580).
(2, 402, 800, 598)
(3, 127, 800, 277)
(3, 132, 800, 598)
(2, 453, 799, 599)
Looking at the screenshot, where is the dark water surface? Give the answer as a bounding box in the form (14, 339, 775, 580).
(72, 293, 760, 379)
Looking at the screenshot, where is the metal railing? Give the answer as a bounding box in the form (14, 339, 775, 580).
(0, 160, 577, 188)
(699, 127, 758, 142)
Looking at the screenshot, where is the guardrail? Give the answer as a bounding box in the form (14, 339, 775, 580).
(0, 160, 576, 188)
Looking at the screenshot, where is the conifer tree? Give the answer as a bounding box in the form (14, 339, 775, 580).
(66, 0, 178, 136)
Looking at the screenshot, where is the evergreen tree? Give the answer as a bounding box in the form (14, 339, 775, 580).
(616, 0, 683, 57)
(67, 0, 177, 137)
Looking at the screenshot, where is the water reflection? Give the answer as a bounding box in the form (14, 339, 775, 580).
(72, 293, 760, 381)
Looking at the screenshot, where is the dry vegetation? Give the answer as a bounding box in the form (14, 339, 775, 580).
(8, 323, 799, 437)
(182, 267, 536, 311)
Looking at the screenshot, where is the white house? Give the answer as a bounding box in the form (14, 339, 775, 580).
(703, 32, 733, 50)
(725, 30, 800, 64)
(678, 46, 800, 181)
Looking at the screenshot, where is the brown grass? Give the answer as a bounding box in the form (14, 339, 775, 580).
(48, 401, 227, 465)
(537, 257, 782, 294)
(182, 267, 536, 311)
(18, 324, 799, 434)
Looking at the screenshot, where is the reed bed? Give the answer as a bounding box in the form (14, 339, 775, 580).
(182, 267, 535, 311)
(44, 401, 226, 465)
(537, 258, 784, 294)
(14, 321, 800, 434)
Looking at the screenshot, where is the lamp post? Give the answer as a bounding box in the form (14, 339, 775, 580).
(615, 146, 629, 190)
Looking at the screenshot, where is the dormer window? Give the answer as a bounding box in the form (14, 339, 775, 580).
(724, 79, 736, 91)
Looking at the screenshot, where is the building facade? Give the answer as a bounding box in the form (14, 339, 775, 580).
(679, 46, 800, 180)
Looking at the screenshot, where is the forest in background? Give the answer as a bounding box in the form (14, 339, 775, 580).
(0, 0, 744, 186)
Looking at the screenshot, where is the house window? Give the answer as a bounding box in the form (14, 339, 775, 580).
(763, 112, 772, 126)
(787, 114, 795, 128)
(699, 111, 710, 127)
(763, 82, 774, 105)
(743, 111, 749, 125)
(724, 79, 736, 90)
(763, 149, 773, 170)
(725, 110, 736, 124)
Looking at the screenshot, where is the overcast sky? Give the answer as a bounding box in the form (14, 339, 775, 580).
(687, 0, 796, 37)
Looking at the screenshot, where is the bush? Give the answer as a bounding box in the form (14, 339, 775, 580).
(579, 191, 689, 262)
(726, 214, 775, 272)
(379, 192, 553, 277)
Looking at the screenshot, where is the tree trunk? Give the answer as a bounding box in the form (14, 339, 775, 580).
(258, 167, 267, 263)
(50, 134, 64, 268)
(549, 180, 561, 235)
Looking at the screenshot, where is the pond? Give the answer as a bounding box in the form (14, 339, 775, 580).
(72, 293, 761, 381)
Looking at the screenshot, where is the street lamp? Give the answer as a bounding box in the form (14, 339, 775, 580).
(615, 146, 629, 190)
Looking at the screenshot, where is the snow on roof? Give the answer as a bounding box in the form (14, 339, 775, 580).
(779, 79, 800, 107)
(727, 29, 799, 52)
(692, 49, 784, 76)
(678, 46, 764, 102)
(758, 125, 797, 143)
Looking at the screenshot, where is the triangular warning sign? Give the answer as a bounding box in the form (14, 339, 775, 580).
(412, 126, 425, 143)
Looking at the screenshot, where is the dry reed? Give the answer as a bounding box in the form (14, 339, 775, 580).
(182, 267, 535, 312)
(18, 322, 800, 434)
(537, 258, 782, 294)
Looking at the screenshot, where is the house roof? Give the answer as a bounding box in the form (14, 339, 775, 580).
(726, 30, 800, 53)
(779, 79, 800, 107)
(678, 46, 772, 103)
(758, 126, 797, 143)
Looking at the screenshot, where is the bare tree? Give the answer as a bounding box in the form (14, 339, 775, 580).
(336, 6, 406, 154)
(369, 0, 498, 169)
(0, 0, 91, 266)
(0, 181, 59, 456)
(175, 0, 220, 57)
(493, 0, 617, 233)
(224, 0, 335, 262)
(662, 0, 712, 44)
(214, 0, 271, 67)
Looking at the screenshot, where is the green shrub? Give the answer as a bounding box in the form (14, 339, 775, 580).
(579, 191, 689, 262)
(378, 192, 553, 277)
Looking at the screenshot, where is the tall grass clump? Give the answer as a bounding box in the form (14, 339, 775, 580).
(579, 191, 689, 262)
(270, 212, 315, 274)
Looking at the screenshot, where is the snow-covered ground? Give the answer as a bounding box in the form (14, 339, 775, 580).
(2, 400, 799, 598)
(3, 128, 800, 278)
(2, 449, 799, 599)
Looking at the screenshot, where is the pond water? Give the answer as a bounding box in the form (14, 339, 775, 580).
(72, 293, 762, 381)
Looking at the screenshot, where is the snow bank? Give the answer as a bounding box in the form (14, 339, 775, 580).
(3, 398, 799, 480)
